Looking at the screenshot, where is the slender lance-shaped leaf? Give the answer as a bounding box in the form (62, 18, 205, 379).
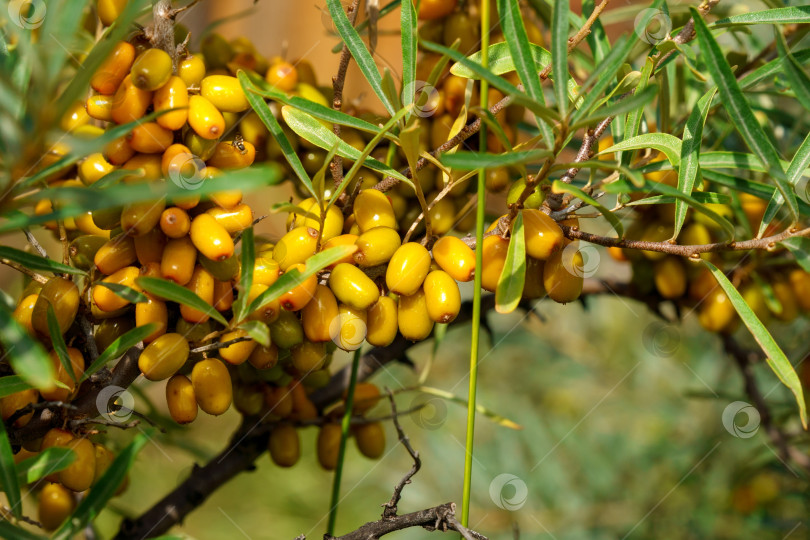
(450, 41, 551, 78)
(711, 6, 810, 27)
(329, 0, 403, 52)
(96, 282, 148, 305)
(572, 35, 635, 122)
(497, 0, 553, 142)
(16, 447, 76, 485)
(238, 320, 270, 348)
(702, 260, 808, 429)
(621, 57, 654, 169)
(702, 169, 810, 217)
(0, 245, 86, 276)
(0, 305, 55, 390)
(692, 9, 798, 223)
(673, 88, 716, 239)
(781, 238, 810, 273)
(0, 415, 21, 518)
(600, 133, 682, 167)
(441, 149, 554, 170)
(551, 0, 569, 116)
(739, 49, 810, 90)
(572, 85, 660, 128)
(326, 0, 396, 115)
(238, 71, 316, 198)
(0, 520, 45, 540)
(0, 376, 33, 399)
(627, 192, 731, 206)
(47, 305, 76, 383)
(775, 30, 810, 113)
(81, 324, 158, 382)
(53, 432, 151, 540)
(496, 211, 526, 313)
(552, 181, 623, 237)
(787, 132, 810, 187)
(400, 0, 417, 111)
(233, 227, 255, 323)
(136, 277, 228, 326)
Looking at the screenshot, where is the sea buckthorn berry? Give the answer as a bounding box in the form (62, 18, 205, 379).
(38, 483, 75, 531)
(32, 277, 79, 339)
(200, 75, 250, 112)
(131, 48, 172, 91)
(191, 358, 232, 415)
(190, 213, 234, 262)
(111, 75, 152, 125)
(105, 136, 135, 165)
(91, 41, 135, 94)
(86, 94, 114, 122)
(160, 207, 191, 238)
(139, 333, 190, 381)
(643, 152, 677, 186)
(386, 242, 431, 295)
(135, 296, 168, 342)
(249, 344, 279, 370)
(640, 223, 670, 260)
(287, 198, 344, 242)
(127, 122, 174, 153)
(329, 263, 380, 310)
(291, 341, 327, 373)
(266, 61, 298, 92)
(154, 76, 189, 131)
(76, 213, 111, 238)
(423, 270, 461, 323)
(416, 0, 457, 20)
(353, 189, 397, 232)
(208, 188, 243, 210)
(60, 437, 96, 492)
(273, 226, 319, 271)
(523, 209, 564, 260)
(12, 294, 38, 335)
(133, 228, 166, 266)
(354, 226, 401, 267)
(317, 423, 341, 471)
(302, 284, 339, 342)
(322, 234, 359, 268)
(332, 304, 368, 351)
(95, 234, 136, 274)
(269, 311, 304, 349)
(253, 256, 281, 286)
(789, 269, 810, 311)
(597, 135, 615, 163)
(428, 197, 457, 236)
(248, 283, 281, 324)
(699, 288, 737, 333)
(1, 389, 38, 427)
(161, 143, 195, 177)
(771, 280, 799, 322)
(69, 235, 107, 271)
(366, 296, 398, 347)
(166, 374, 197, 424)
(188, 95, 225, 140)
(94, 316, 134, 351)
(480, 235, 509, 292)
(398, 288, 433, 341)
(213, 280, 234, 312)
(78, 153, 115, 185)
(178, 54, 206, 86)
(653, 257, 686, 299)
(207, 140, 257, 169)
(206, 203, 254, 234)
(280, 264, 317, 311)
(181, 266, 215, 323)
(97, 0, 127, 26)
(121, 152, 163, 182)
(354, 422, 385, 459)
(432, 236, 475, 282)
(42, 348, 83, 402)
(346, 382, 381, 414)
(93, 444, 115, 485)
(523, 257, 546, 299)
(543, 248, 584, 304)
(269, 424, 300, 467)
(121, 199, 165, 237)
(93, 266, 141, 312)
(219, 329, 257, 365)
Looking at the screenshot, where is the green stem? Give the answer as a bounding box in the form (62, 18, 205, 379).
(326, 348, 362, 536)
(461, 0, 490, 528)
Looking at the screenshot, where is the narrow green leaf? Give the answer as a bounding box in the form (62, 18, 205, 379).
(0, 245, 86, 276)
(326, 0, 396, 115)
(53, 432, 150, 540)
(621, 58, 654, 170)
(702, 260, 807, 429)
(739, 49, 810, 90)
(775, 30, 810, 113)
(16, 447, 75, 485)
(702, 169, 810, 217)
(82, 324, 157, 381)
(233, 227, 255, 323)
(450, 41, 551, 79)
(47, 305, 75, 383)
(0, 305, 55, 390)
(417, 386, 523, 430)
(96, 282, 148, 304)
(441, 149, 553, 170)
(572, 35, 636, 122)
(710, 6, 810, 27)
(0, 521, 45, 540)
(673, 88, 716, 239)
(572, 85, 659, 128)
(330, 0, 403, 53)
(238, 320, 270, 348)
(626, 192, 731, 206)
(551, 0, 569, 116)
(400, 0, 417, 112)
(787, 132, 810, 187)
(781, 237, 810, 272)
(552, 181, 623, 237)
(136, 277, 228, 326)
(601, 133, 682, 166)
(0, 415, 21, 518)
(496, 212, 526, 313)
(693, 9, 797, 223)
(0, 376, 33, 399)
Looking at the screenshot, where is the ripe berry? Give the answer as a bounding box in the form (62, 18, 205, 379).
(543, 248, 584, 304)
(317, 423, 341, 471)
(269, 424, 300, 467)
(248, 344, 279, 370)
(213, 279, 234, 312)
(12, 294, 38, 335)
(416, 0, 458, 21)
(153, 76, 189, 131)
(93, 266, 141, 312)
(188, 95, 225, 140)
(273, 226, 319, 271)
(0, 389, 38, 427)
(111, 75, 152, 125)
(38, 483, 75, 531)
(32, 277, 80, 340)
(427, 197, 457, 236)
(322, 234, 360, 268)
(191, 358, 233, 415)
(287, 198, 344, 242)
(522, 257, 546, 299)
(789, 269, 810, 311)
(523, 209, 564, 260)
(181, 266, 215, 323)
(200, 75, 250, 113)
(653, 257, 686, 299)
(42, 431, 96, 493)
(332, 304, 368, 351)
(698, 288, 737, 333)
(207, 141, 257, 170)
(93, 444, 115, 485)
(97, 0, 128, 26)
(366, 296, 398, 347)
(480, 235, 509, 292)
(131, 48, 172, 91)
(127, 122, 174, 153)
(302, 284, 340, 342)
(161, 236, 197, 285)
(398, 288, 434, 341)
(91, 41, 135, 94)
(354, 226, 401, 267)
(190, 213, 235, 262)
(423, 270, 460, 323)
(78, 153, 115, 185)
(346, 382, 381, 414)
(771, 280, 799, 322)
(353, 422, 385, 459)
(219, 329, 257, 365)
(69, 235, 107, 271)
(160, 207, 191, 238)
(206, 203, 255, 234)
(280, 263, 318, 311)
(135, 295, 168, 342)
(431, 236, 474, 282)
(121, 199, 166, 237)
(328, 263, 380, 310)
(138, 333, 190, 381)
(178, 54, 206, 86)
(166, 374, 198, 424)
(266, 61, 298, 92)
(85, 94, 115, 122)
(353, 189, 397, 232)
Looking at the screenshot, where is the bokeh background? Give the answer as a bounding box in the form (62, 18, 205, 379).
(7, 0, 809, 538)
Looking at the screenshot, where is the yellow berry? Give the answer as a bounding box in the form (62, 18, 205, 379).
(332, 304, 367, 351)
(273, 226, 319, 271)
(111, 74, 152, 124)
(354, 226, 401, 267)
(280, 263, 318, 311)
(161, 236, 197, 285)
(543, 248, 583, 304)
(353, 421, 385, 459)
(653, 257, 687, 299)
(153, 76, 189, 131)
(91, 41, 135, 94)
(287, 198, 344, 242)
(353, 189, 397, 232)
(32, 277, 79, 340)
(188, 95, 225, 140)
(38, 483, 75, 531)
(317, 423, 341, 470)
(138, 333, 190, 381)
(181, 266, 215, 323)
(166, 374, 198, 424)
(480, 235, 509, 292)
(432, 236, 475, 282)
(178, 54, 206, 86)
(200, 75, 250, 112)
(329, 263, 380, 310)
(367, 296, 398, 347)
(131, 48, 172, 91)
(219, 329, 257, 365)
(386, 242, 431, 295)
(269, 424, 300, 467)
(190, 213, 235, 262)
(423, 270, 460, 323)
(398, 288, 433, 341)
(523, 209, 564, 260)
(266, 61, 299, 92)
(93, 266, 141, 312)
(191, 358, 233, 415)
(302, 284, 340, 342)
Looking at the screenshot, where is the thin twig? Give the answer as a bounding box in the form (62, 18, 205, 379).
(382, 389, 421, 518)
(190, 336, 252, 354)
(23, 228, 47, 257)
(0, 259, 48, 283)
